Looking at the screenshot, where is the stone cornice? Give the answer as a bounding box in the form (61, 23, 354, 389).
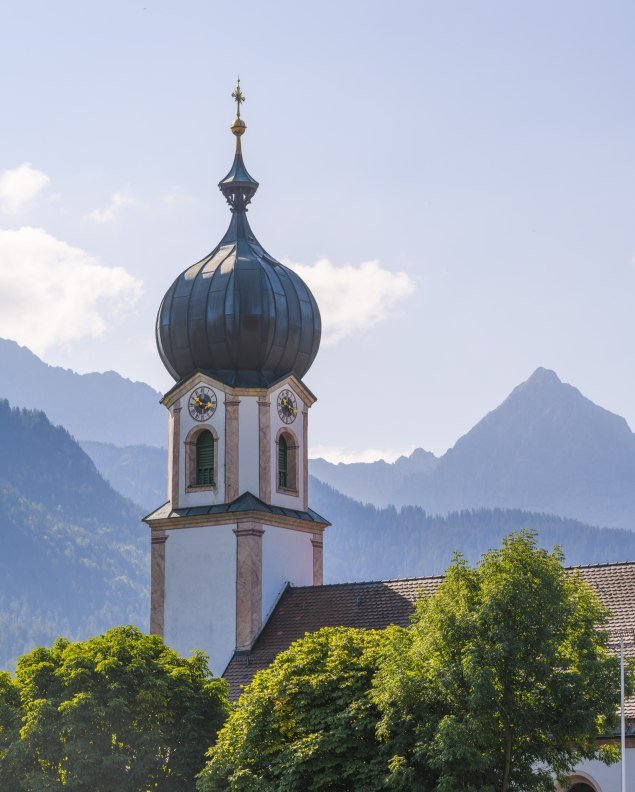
(146, 510, 328, 535)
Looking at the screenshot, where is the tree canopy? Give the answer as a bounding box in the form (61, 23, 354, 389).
(200, 531, 628, 792)
(374, 531, 627, 791)
(198, 626, 401, 792)
(0, 625, 228, 791)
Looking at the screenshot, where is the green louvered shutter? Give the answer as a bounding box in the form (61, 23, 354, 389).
(278, 435, 288, 489)
(196, 431, 214, 486)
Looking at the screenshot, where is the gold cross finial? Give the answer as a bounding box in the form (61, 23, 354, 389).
(231, 77, 245, 119)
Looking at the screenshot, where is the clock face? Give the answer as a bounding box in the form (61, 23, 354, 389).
(277, 389, 298, 424)
(188, 386, 217, 422)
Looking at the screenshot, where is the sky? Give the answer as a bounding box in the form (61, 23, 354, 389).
(0, 0, 633, 460)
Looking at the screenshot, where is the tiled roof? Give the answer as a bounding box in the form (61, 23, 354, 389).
(224, 561, 635, 720)
(144, 491, 329, 525)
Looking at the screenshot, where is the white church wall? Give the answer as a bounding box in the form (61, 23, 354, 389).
(262, 525, 313, 618)
(561, 751, 635, 791)
(164, 523, 236, 676)
(238, 394, 259, 495)
(167, 405, 176, 501)
(177, 383, 227, 508)
(268, 382, 306, 510)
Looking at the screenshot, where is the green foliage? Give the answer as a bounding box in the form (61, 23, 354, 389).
(374, 531, 628, 791)
(198, 627, 401, 792)
(201, 532, 627, 792)
(0, 626, 228, 791)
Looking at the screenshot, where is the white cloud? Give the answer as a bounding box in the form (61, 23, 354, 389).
(286, 257, 415, 345)
(162, 188, 195, 206)
(0, 227, 142, 354)
(309, 444, 417, 464)
(0, 163, 50, 212)
(86, 190, 137, 223)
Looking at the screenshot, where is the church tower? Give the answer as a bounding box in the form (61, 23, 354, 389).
(144, 81, 329, 675)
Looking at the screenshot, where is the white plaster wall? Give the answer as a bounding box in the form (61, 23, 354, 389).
(565, 752, 635, 791)
(177, 383, 227, 507)
(164, 524, 236, 676)
(262, 524, 313, 618)
(166, 405, 175, 502)
(238, 394, 259, 496)
(268, 382, 307, 510)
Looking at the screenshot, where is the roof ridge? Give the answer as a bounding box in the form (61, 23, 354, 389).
(565, 559, 635, 570)
(290, 560, 635, 592)
(290, 574, 445, 591)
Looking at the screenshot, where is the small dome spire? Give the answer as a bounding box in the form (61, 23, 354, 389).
(219, 77, 259, 212)
(156, 81, 321, 388)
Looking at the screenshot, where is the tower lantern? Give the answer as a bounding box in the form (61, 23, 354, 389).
(144, 82, 329, 674)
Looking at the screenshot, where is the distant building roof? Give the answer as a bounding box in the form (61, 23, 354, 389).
(224, 560, 635, 724)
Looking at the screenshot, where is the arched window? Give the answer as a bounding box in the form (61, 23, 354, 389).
(278, 434, 288, 489)
(570, 785, 596, 792)
(276, 430, 298, 494)
(196, 430, 215, 486)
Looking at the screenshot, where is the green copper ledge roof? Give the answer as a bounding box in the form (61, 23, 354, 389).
(143, 490, 330, 526)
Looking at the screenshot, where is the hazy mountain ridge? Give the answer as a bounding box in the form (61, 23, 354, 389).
(80, 441, 167, 512)
(311, 368, 635, 530)
(5, 340, 634, 531)
(0, 400, 148, 667)
(309, 447, 438, 508)
(0, 338, 165, 447)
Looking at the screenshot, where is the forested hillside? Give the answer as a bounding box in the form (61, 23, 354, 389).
(309, 477, 635, 582)
(0, 400, 148, 667)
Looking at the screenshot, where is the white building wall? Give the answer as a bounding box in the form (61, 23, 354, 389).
(268, 382, 306, 510)
(238, 394, 259, 496)
(565, 751, 635, 791)
(167, 406, 176, 501)
(177, 383, 227, 508)
(262, 525, 313, 619)
(164, 523, 237, 676)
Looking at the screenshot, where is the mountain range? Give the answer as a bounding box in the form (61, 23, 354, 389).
(0, 338, 165, 447)
(311, 368, 635, 530)
(3, 341, 635, 666)
(3, 339, 634, 535)
(1, 359, 635, 666)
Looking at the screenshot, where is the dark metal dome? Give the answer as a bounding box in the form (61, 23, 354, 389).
(156, 87, 321, 388)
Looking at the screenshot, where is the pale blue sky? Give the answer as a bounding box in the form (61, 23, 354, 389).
(0, 0, 633, 458)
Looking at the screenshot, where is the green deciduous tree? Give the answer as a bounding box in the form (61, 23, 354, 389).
(198, 627, 401, 792)
(374, 531, 628, 791)
(0, 625, 228, 791)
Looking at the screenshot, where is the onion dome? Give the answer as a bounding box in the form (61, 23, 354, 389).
(156, 79, 321, 388)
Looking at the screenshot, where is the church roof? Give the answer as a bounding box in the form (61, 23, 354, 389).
(223, 560, 635, 725)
